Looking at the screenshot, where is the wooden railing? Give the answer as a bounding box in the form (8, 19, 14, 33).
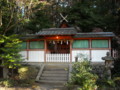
(46, 54, 70, 62)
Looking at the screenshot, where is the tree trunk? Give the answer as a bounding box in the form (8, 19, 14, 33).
(3, 67, 8, 78)
(0, 10, 2, 26)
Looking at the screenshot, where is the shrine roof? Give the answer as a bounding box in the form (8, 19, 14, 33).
(74, 32, 115, 38)
(20, 29, 115, 40)
(36, 27, 77, 36)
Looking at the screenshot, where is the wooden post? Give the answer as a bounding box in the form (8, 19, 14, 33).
(109, 39, 112, 56)
(70, 40, 73, 63)
(44, 40, 47, 63)
(89, 39, 92, 60)
(26, 40, 29, 60)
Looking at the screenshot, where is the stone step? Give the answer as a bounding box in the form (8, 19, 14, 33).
(40, 76, 67, 81)
(37, 80, 67, 84)
(36, 64, 69, 85)
(43, 71, 68, 74)
(45, 65, 68, 69)
(38, 83, 67, 89)
(44, 68, 68, 71)
(41, 73, 68, 77)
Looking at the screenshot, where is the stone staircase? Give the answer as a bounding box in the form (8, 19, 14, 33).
(36, 64, 69, 84)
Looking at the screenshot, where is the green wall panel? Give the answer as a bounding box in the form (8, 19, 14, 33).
(73, 40, 89, 48)
(30, 41, 44, 49)
(20, 42, 27, 49)
(92, 40, 108, 48)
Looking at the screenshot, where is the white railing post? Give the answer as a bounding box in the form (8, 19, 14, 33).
(46, 53, 70, 62)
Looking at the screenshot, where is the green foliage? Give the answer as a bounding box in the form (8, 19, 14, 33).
(17, 66, 37, 87)
(112, 59, 120, 77)
(67, 0, 120, 33)
(23, 4, 52, 34)
(18, 66, 38, 80)
(0, 0, 23, 35)
(0, 77, 35, 87)
(0, 35, 22, 69)
(18, 79, 35, 87)
(0, 66, 38, 87)
(68, 60, 98, 90)
(113, 77, 120, 88)
(0, 79, 16, 87)
(110, 59, 120, 88)
(97, 78, 115, 88)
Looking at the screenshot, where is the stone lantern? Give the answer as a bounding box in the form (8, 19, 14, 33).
(102, 52, 114, 79)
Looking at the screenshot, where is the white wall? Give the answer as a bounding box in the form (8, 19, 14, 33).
(28, 51, 44, 62)
(91, 50, 110, 62)
(72, 50, 110, 62)
(20, 50, 110, 62)
(19, 51, 27, 61)
(20, 51, 44, 62)
(72, 50, 90, 62)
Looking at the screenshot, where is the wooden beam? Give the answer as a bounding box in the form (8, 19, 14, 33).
(73, 37, 111, 40)
(44, 36, 73, 40)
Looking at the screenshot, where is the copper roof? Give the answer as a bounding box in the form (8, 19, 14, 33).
(36, 28, 77, 36)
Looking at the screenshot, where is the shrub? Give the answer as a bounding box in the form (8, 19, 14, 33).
(0, 66, 38, 87)
(18, 66, 37, 87)
(0, 79, 17, 87)
(18, 66, 38, 80)
(18, 79, 35, 87)
(68, 59, 98, 90)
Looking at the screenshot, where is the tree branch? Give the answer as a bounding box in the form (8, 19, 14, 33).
(4, 9, 14, 32)
(3, 19, 24, 35)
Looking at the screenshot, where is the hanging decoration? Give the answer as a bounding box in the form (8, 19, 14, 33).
(48, 40, 71, 45)
(53, 41, 55, 44)
(61, 41, 63, 44)
(67, 40, 68, 45)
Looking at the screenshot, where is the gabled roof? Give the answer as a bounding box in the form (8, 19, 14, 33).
(36, 27, 77, 36)
(20, 28, 115, 40)
(74, 32, 115, 38)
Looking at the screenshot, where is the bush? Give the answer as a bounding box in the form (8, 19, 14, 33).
(18, 79, 35, 87)
(0, 66, 38, 87)
(17, 66, 38, 87)
(0, 79, 17, 87)
(18, 66, 38, 80)
(68, 60, 98, 90)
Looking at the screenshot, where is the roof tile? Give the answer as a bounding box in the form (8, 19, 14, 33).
(36, 28, 77, 35)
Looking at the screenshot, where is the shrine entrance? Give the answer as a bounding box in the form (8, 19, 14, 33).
(46, 40, 70, 54)
(46, 40, 71, 62)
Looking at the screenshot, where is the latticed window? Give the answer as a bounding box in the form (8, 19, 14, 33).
(72, 40, 89, 48)
(30, 41, 44, 49)
(92, 40, 109, 48)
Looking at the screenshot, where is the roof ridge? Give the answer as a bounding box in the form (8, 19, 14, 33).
(42, 27, 75, 31)
(77, 32, 114, 34)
